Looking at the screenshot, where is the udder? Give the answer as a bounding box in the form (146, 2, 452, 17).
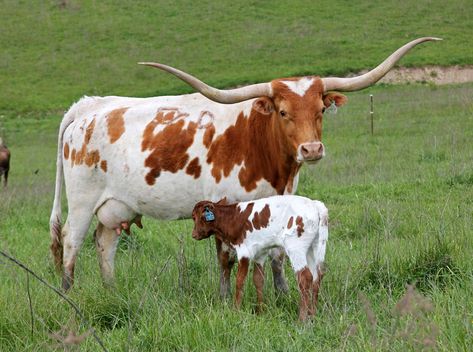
(96, 199, 143, 235)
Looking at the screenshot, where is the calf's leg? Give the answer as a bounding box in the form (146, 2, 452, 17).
(215, 238, 235, 299)
(252, 261, 265, 313)
(269, 247, 289, 294)
(235, 257, 249, 309)
(296, 267, 313, 322)
(312, 264, 324, 315)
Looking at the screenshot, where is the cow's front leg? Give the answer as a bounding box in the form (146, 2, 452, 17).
(269, 247, 289, 294)
(215, 238, 235, 299)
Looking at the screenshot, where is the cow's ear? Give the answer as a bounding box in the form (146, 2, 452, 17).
(323, 92, 348, 108)
(252, 97, 275, 115)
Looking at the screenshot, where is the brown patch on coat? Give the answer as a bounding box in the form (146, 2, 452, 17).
(84, 118, 96, 144)
(154, 107, 189, 125)
(141, 117, 198, 185)
(287, 216, 294, 229)
(296, 216, 305, 237)
(206, 110, 300, 194)
(84, 150, 100, 167)
(70, 118, 102, 168)
(185, 157, 201, 179)
(251, 204, 271, 230)
(100, 160, 108, 172)
(64, 142, 70, 160)
(203, 123, 215, 148)
(106, 108, 127, 144)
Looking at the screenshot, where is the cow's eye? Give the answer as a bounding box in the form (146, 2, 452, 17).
(279, 110, 287, 117)
(322, 107, 326, 114)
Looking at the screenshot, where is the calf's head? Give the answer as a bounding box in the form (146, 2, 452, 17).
(191, 201, 217, 240)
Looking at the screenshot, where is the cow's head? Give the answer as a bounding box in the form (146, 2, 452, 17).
(251, 78, 347, 163)
(140, 37, 440, 164)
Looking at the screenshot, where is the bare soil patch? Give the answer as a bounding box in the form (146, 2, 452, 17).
(356, 65, 473, 85)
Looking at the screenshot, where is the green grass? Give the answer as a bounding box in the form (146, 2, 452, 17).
(0, 0, 472, 112)
(1, 83, 472, 351)
(1, 1, 473, 351)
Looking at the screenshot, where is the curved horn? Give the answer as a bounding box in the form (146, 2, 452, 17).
(139, 62, 272, 104)
(322, 37, 442, 92)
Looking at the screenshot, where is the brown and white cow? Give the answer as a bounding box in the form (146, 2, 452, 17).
(0, 137, 10, 188)
(49, 37, 440, 291)
(192, 195, 328, 321)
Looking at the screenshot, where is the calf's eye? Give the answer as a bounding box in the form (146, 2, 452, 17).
(279, 110, 287, 117)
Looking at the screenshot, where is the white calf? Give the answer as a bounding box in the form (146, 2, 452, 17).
(192, 195, 328, 321)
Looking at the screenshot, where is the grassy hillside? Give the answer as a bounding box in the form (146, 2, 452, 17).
(0, 0, 472, 112)
(1, 83, 472, 351)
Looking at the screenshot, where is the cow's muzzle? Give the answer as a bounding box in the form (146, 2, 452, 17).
(298, 142, 325, 162)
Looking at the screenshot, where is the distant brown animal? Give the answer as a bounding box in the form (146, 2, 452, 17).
(0, 138, 10, 188)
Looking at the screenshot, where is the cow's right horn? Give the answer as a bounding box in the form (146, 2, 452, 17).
(322, 37, 442, 92)
(139, 62, 272, 104)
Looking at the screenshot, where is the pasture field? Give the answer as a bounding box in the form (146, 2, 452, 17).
(0, 82, 472, 351)
(0, 0, 472, 111)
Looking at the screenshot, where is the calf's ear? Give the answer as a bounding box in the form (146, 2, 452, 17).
(216, 197, 228, 205)
(252, 97, 275, 115)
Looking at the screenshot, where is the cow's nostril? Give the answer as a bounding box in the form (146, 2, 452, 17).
(317, 143, 324, 153)
(301, 145, 309, 156)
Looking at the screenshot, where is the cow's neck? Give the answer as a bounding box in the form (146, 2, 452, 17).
(234, 108, 300, 194)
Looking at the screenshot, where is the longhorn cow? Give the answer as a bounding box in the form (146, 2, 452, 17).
(49, 37, 441, 291)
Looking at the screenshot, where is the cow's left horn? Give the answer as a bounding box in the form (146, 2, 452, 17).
(139, 62, 272, 104)
(322, 37, 442, 92)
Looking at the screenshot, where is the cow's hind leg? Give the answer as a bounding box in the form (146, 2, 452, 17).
(62, 208, 95, 291)
(269, 247, 289, 294)
(94, 222, 120, 287)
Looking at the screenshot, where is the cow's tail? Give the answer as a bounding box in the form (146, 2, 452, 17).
(49, 101, 80, 271)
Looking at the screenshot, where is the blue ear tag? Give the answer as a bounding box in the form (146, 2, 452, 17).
(204, 207, 215, 222)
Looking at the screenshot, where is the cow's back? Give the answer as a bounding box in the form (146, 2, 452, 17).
(61, 95, 282, 220)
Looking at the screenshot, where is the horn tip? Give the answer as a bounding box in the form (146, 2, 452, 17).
(421, 37, 443, 42)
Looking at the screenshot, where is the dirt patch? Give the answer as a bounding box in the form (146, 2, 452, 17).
(355, 65, 473, 85)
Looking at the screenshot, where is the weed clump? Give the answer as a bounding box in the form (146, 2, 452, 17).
(358, 241, 460, 293)
(344, 285, 438, 350)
